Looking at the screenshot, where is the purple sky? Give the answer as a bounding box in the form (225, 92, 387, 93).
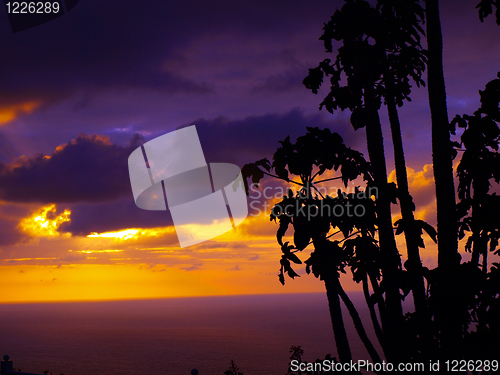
(0, 0, 499, 244)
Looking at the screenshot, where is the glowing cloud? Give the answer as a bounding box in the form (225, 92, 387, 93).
(88, 229, 139, 240)
(0, 101, 40, 125)
(19, 204, 71, 237)
(87, 227, 175, 241)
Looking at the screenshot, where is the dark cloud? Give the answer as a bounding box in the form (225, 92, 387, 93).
(0, 218, 24, 246)
(252, 66, 309, 93)
(0, 109, 361, 210)
(0, 132, 19, 163)
(0, 0, 338, 107)
(0, 203, 33, 245)
(189, 108, 363, 167)
(0, 0, 496, 171)
(189, 241, 228, 250)
(181, 264, 203, 272)
(0, 108, 362, 239)
(0, 133, 144, 204)
(60, 109, 362, 234)
(61, 198, 173, 236)
(59, 254, 87, 263)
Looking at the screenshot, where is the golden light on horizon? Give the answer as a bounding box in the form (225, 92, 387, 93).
(74, 249, 124, 254)
(19, 204, 71, 237)
(88, 229, 139, 240)
(0, 261, 329, 303)
(87, 227, 176, 240)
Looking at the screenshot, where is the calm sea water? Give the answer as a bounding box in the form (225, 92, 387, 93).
(0, 293, 379, 375)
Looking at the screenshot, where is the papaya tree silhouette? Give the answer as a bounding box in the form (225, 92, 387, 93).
(477, 0, 500, 24)
(452, 73, 500, 364)
(423, 0, 500, 360)
(422, 0, 463, 359)
(302, 0, 437, 362)
(301, 0, 500, 364)
(376, 0, 429, 328)
(242, 127, 383, 364)
(243, 0, 500, 370)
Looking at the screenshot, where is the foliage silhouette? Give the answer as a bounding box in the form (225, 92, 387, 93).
(302, 0, 435, 362)
(286, 346, 306, 375)
(243, 0, 500, 371)
(244, 127, 387, 365)
(286, 345, 339, 375)
(223, 360, 243, 375)
(477, 0, 500, 24)
(452, 73, 500, 363)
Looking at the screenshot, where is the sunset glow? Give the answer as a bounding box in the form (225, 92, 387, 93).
(87, 227, 176, 240)
(18, 204, 71, 237)
(0, 101, 40, 125)
(88, 229, 139, 240)
(0, 0, 498, 306)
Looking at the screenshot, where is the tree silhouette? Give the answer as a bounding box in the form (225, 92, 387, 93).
(302, 0, 436, 362)
(424, 0, 500, 361)
(243, 0, 500, 371)
(422, 0, 463, 360)
(477, 0, 500, 24)
(286, 346, 305, 375)
(377, 0, 429, 330)
(453, 73, 500, 364)
(243, 127, 383, 364)
(224, 360, 243, 375)
(302, 2, 404, 361)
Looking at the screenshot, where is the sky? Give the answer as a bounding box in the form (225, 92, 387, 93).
(0, 0, 499, 302)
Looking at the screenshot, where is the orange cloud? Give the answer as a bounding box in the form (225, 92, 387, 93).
(87, 227, 176, 241)
(0, 101, 40, 125)
(54, 133, 112, 153)
(18, 204, 71, 238)
(388, 164, 434, 193)
(389, 164, 437, 224)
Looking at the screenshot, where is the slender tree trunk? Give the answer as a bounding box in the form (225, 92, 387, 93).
(425, 0, 459, 267)
(324, 273, 353, 363)
(362, 275, 386, 357)
(386, 95, 428, 317)
(360, 230, 387, 357)
(364, 84, 404, 362)
(386, 95, 436, 362)
(424, 0, 461, 361)
(471, 179, 488, 272)
(368, 272, 391, 348)
(470, 207, 487, 269)
(470, 206, 481, 268)
(312, 203, 353, 364)
(337, 279, 383, 364)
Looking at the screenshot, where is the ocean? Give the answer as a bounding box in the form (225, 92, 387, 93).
(0, 293, 380, 375)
